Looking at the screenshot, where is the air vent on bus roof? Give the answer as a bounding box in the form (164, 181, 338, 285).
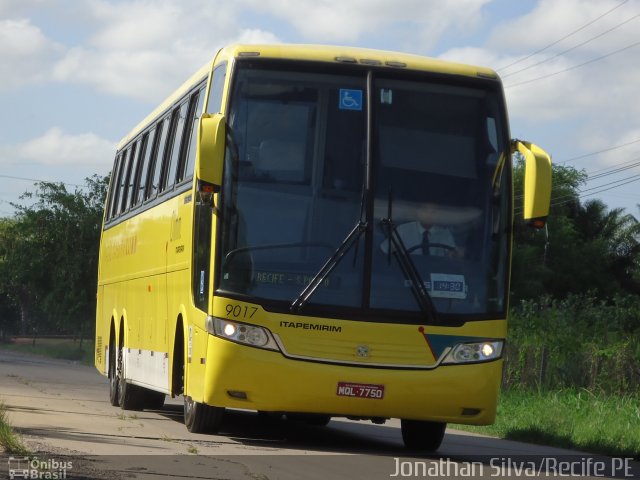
(335, 56, 358, 64)
(385, 61, 407, 68)
(360, 59, 382, 66)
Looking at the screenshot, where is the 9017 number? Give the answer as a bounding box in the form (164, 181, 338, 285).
(225, 303, 258, 319)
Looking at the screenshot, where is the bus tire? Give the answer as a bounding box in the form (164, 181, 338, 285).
(184, 395, 224, 433)
(118, 378, 145, 411)
(400, 419, 446, 451)
(108, 329, 119, 406)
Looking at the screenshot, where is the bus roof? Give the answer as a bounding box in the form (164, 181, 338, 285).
(117, 43, 499, 150)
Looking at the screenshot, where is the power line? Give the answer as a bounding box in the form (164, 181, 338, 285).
(515, 173, 640, 213)
(0, 174, 82, 188)
(497, 0, 630, 72)
(501, 12, 640, 79)
(580, 172, 640, 194)
(558, 175, 640, 208)
(559, 138, 640, 164)
(514, 152, 640, 203)
(515, 153, 640, 201)
(587, 158, 640, 181)
(504, 40, 640, 89)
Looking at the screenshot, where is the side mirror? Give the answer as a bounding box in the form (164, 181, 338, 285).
(513, 140, 552, 229)
(196, 113, 226, 191)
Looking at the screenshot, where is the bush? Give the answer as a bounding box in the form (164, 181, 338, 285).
(504, 294, 640, 395)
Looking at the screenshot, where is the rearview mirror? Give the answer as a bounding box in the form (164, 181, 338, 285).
(513, 140, 552, 228)
(196, 113, 226, 191)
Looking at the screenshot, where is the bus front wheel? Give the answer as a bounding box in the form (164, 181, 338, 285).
(184, 396, 224, 433)
(400, 419, 446, 451)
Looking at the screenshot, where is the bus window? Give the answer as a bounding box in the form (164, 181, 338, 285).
(120, 142, 137, 212)
(162, 101, 188, 193)
(106, 153, 121, 221)
(116, 149, 131, 216)
(207, 64, 226, 113)
(132, 131, 148, 206)
(136, 129, 155, 204)
(147, 117, 169, 200)
(127, 138, 143, 210)
(181, 87, 205, 182)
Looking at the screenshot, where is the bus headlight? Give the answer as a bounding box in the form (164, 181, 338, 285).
(206, 317, 279, 351)
(442, 341, 503, 364)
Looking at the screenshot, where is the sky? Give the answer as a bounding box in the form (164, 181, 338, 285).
(1, 0, 639, 218)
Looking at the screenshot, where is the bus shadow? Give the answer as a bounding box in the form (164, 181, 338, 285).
(158, 404, 407, 455)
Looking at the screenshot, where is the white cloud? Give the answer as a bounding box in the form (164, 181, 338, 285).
(487, 0, 639, 55)
(1, 0, 495, 102)
(52, 46, 190, 103)
(0, 0, 51, 17)
(46, 0, 281, 102)
(235, 28, 281, 45)
(0, 18, 63, 89)
(441, 0, 640, 132)
(9, 128, 115, 167)
(238, 0, 492, 50)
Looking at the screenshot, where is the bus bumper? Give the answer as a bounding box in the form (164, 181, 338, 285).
(202, 335, 501, 425)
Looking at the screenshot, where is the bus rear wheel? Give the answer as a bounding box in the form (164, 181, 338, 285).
(108, 345, 119, 406)
(400, 419, 446, 451)
(118, 377, 145, 410)
(183, 396, 224, 433)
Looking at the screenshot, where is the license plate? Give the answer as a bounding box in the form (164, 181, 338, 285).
(337, 382, 384, 399)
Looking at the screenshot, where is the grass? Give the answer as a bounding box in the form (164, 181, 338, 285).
(0, 402, 29, 455)
(0, 337, 95, 366)
(457, 389, 640, 460)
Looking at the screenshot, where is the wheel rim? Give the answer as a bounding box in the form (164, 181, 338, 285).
(184, 396, 195, 426)
(108, 345, 119, 404)
(116, 346, 125, 406)
(109, 369, 118, 395)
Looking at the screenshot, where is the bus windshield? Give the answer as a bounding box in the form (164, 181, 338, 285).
(218, 61, 510, 323)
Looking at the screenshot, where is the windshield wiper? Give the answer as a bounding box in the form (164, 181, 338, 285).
(380, 193, 439, 324)
(292, 73, 373, 312)
(290, 220, 367, 312)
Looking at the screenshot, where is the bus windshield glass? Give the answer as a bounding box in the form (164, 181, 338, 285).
(218, 61, 510, 322)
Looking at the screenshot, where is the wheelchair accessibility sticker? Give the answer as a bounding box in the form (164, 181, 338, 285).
(339, 89, 363, 111)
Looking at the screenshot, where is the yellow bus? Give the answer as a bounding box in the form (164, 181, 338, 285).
(95, 44, 551, 450)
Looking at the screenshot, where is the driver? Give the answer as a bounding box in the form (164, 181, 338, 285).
(381, 203, 461, 257)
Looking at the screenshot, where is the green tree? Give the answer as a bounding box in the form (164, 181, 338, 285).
(511, 160, 586, 301)
(0, 175, 108, 338)
(573, 199, 640, 294)
(511, 158, 640, 300)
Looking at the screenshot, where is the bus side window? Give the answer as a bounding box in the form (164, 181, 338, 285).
(181, 86, 206, 182)
(106, 153, 121, 221)
(136, 129, 155, 204)
(207, 64, 226, 114)
(120, 142, 137, 212)
(147, 117, 169, 200)
(162, 100, 189, 193)
(127, 138, 143, 210)
(116, 148, 132, 215)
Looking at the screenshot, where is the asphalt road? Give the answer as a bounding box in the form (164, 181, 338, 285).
(0, 349, 637, 480)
